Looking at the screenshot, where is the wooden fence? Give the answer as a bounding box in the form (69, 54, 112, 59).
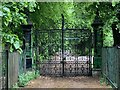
(8, 52, 20, 88)
(0, 52, 3, 90)
(102, 47, 120, 89)
(0, 51, 26, 89)
(8, 51, 27, 88)
(0, 51, 7, 89)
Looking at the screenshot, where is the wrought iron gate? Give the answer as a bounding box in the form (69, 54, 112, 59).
(35, 28, 92, 76)
(35, 15, 92, 77)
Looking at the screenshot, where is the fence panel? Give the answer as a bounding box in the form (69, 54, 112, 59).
(0, 51, 7, 89)
(8, 52, 19, 88)
(102, 47, 120, 88)
(19, 52, 26, 75)
(0, 50, 26, 89)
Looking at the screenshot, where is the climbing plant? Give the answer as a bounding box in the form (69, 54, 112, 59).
(1, 2, 37, 52)
(1, 2, 120, 53)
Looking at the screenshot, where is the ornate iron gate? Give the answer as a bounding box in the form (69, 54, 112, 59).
(35, 15, 92, 77)
(35, 28, 92, 76)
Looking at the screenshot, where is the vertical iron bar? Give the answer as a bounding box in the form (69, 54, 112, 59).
(61, 14, 64, 76)
(35, 30, 38, 77)
(48, 31, 50, 76)
(75, 31, 78, 76)
(89, 33, 92, 76)
(48, 31, 51, 76)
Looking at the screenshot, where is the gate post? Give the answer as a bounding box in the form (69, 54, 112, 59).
(34, 29, 39, 76)
(91, 8, 104, 69)
(5, 43, 9, 89)
(21, 24, 33, 71)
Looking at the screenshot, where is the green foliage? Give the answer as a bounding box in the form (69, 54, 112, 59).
(30, 2, 96, 60)
(2, 33, 22, 52)
(39, 54, 44, 62)
(1, 2, 37, 52)
(18, 70, 39, 87)
(31, 2, 95, 29)
(31, 2, 120, 49)
(99, 75, 110, 86)
(1, 2, 120, 53)
(12, 83, 19, 88)
(97, 2, 119, 47)
(100, 77, 107, 85)
(102, 20, 114, 47)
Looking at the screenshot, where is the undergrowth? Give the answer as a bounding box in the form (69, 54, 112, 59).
(12, 70, 39, 88)
(99, 75, 109, 86)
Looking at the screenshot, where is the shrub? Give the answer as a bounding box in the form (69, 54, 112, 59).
(18, 70, 39, 87)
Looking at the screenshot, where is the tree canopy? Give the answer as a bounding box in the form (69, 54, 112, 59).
(1, 2, 120, 52)
(30, 2, 120, 47)
(1, 2, 37, 52)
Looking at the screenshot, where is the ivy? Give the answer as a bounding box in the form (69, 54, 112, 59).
(2, 33, 22, 52)
(1, 2, 37, 52)
(1, 2, 120, 53)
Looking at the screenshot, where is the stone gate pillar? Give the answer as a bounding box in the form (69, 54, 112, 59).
(21, 24, 33, 70)
(91, 9, 104, 69)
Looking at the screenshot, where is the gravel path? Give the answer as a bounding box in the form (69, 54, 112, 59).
(25, 76, 111, 88)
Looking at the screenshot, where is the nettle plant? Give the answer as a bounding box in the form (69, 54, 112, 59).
(1, 2, 38, 52)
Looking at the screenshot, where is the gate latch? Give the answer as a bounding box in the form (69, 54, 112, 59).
(60, 61, 67, 64)
(60, 57, 67, 64)
(63, 57, 66, 60)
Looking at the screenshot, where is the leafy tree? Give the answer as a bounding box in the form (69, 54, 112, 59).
(98, 2, 120, 47)
(1, 2, 37, 52)
(81, 2, 120, 47)
(1, 2, 120, 53)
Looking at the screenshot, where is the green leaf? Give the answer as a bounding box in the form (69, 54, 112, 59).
(3, 7, 10, 12)
(10, 46, 14, 52)
(17, 48, 23, 54)
(14, 41, 20, 49)
(0, 11, 2, 16)
(10, 37, 14, 44)
(112, 2, 116, 7)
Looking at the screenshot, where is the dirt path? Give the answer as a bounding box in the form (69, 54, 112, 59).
(25, 76, 111, 88)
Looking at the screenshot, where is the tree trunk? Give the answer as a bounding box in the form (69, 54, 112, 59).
(112, 22, 120, 47)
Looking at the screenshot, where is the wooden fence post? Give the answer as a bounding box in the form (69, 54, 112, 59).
(8, 52, 19, 88)
(118, 48, 120, 90)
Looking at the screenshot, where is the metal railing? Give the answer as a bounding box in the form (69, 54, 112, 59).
(102, 47, 120, 89)
(0, 51, 28, 89)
